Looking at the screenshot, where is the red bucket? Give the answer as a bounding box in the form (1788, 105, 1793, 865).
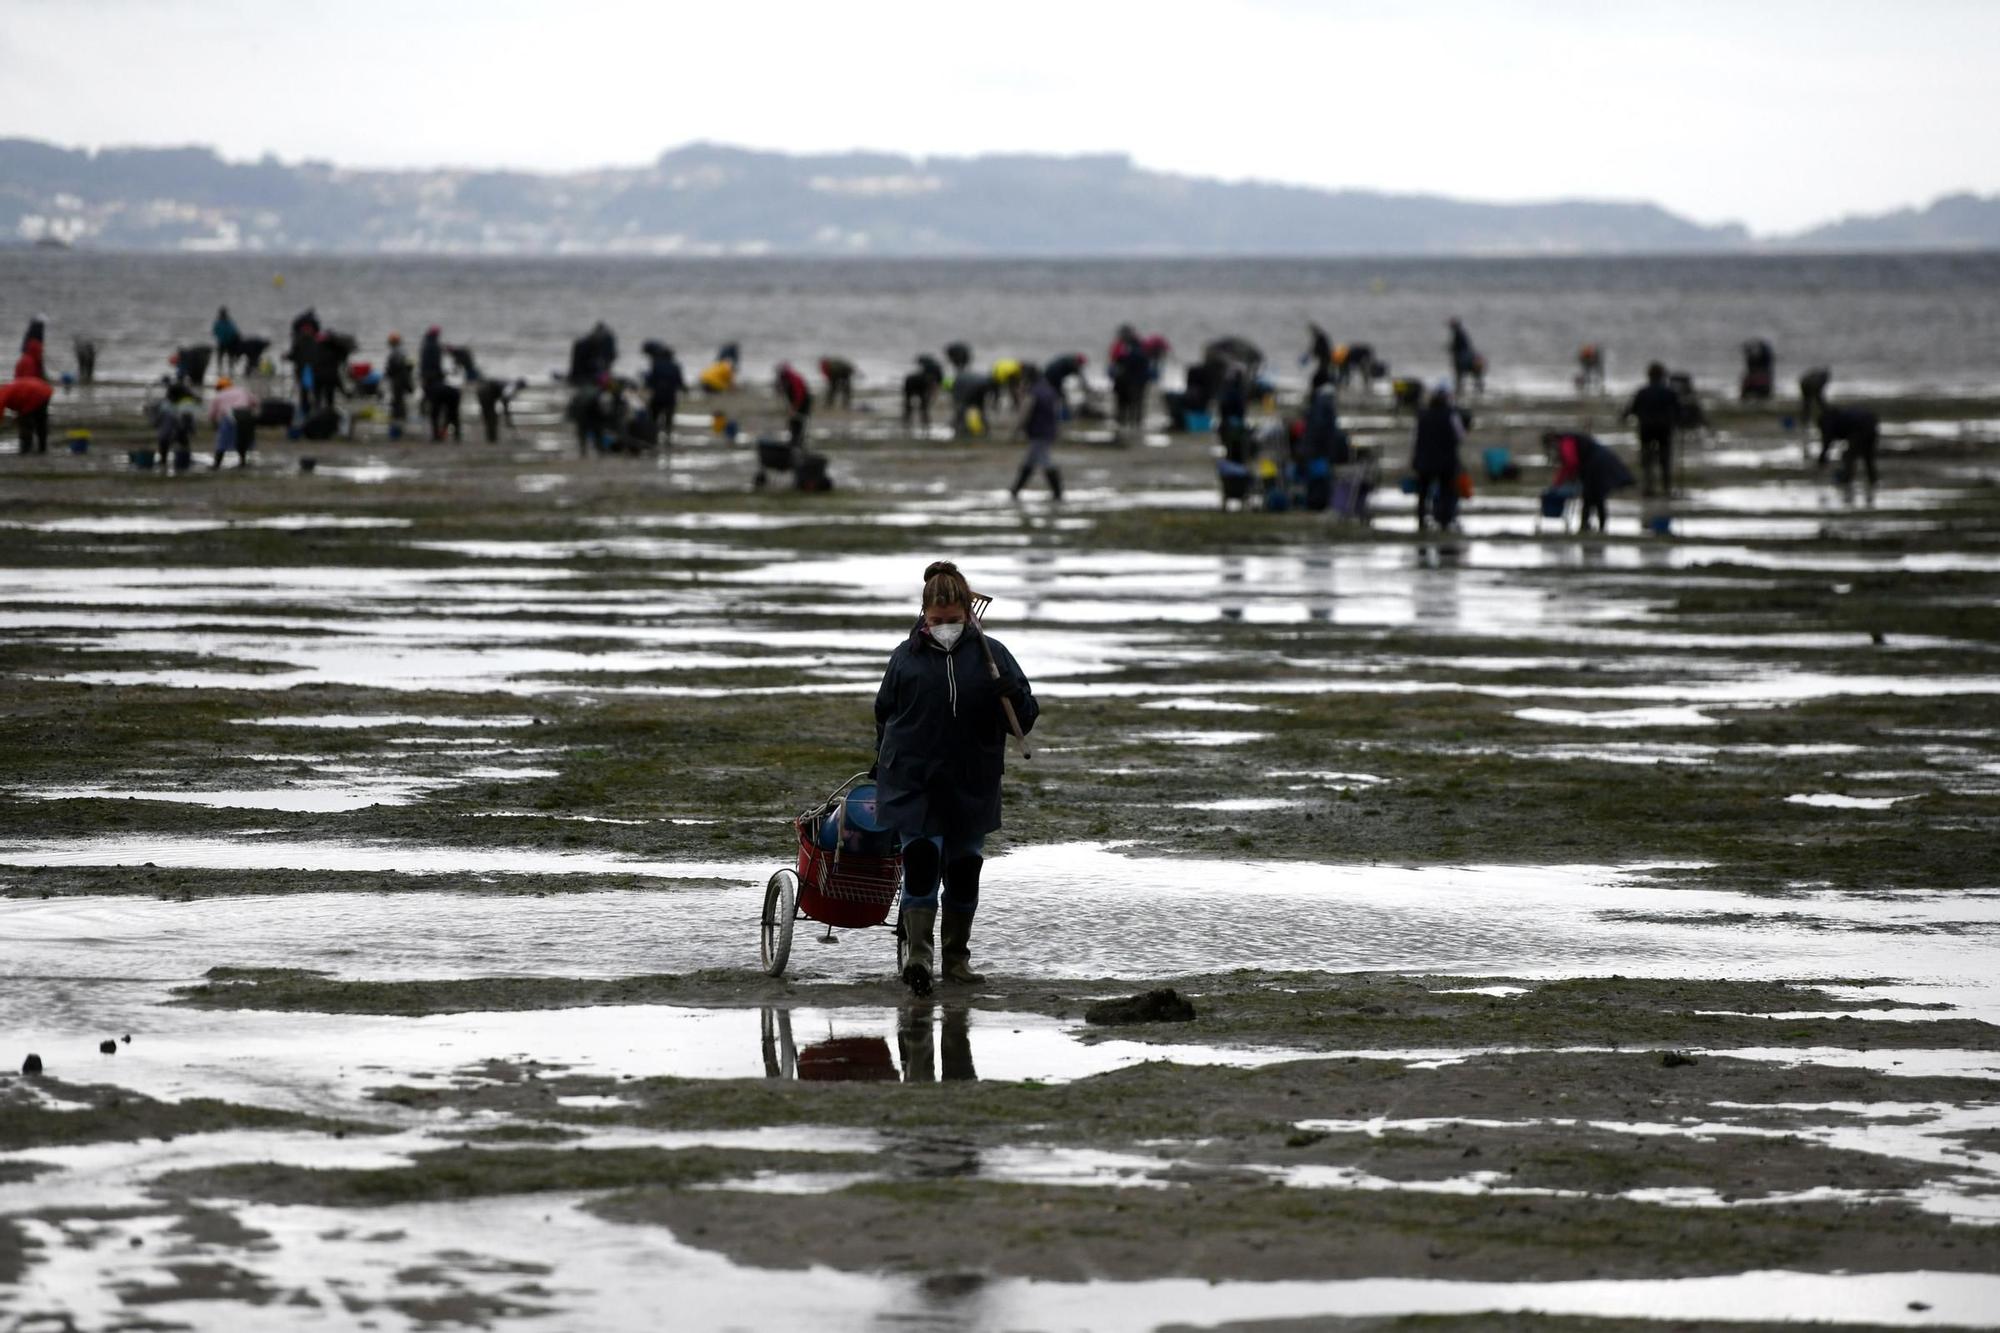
(794, 820, 902, 929)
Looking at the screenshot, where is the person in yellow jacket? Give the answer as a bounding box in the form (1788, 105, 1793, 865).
(991, 357, 1024, 410)
(699, 341, 740, 394)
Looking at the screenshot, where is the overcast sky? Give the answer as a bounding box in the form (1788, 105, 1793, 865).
(4, 0, 1996, 234)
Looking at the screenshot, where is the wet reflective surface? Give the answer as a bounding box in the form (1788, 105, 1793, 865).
(5, 360, 1999, 1327)
(10, 850, 1999, 1002)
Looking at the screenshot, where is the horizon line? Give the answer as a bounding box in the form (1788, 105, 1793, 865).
(7, 134, 1993, 243)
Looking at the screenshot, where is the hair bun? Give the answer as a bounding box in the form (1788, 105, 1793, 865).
(921, 561, 973, 611)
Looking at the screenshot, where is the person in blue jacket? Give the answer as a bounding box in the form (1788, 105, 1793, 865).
(872, 560, 1038, 996)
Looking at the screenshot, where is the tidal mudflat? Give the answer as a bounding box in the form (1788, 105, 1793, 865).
(2, 381, 1997, 1330)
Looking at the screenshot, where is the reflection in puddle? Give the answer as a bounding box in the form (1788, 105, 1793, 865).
(0, 999, 1282, 1122)
(760, 1007, 980, 1083)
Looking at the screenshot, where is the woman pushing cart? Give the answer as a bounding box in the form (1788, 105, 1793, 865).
(759, 560, 1038, 995)
(874, 560, 1037, 995)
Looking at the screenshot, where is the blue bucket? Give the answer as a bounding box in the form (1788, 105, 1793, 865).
(1184, 411, 1214, 433)
(1646, 513, 1674, 536)
(818, 782, 898, 857)
(1539, 488, 1569, 519)
(1482, 446, 1511, 480)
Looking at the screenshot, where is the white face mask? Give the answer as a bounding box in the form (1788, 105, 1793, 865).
(929, 622, 964, 650)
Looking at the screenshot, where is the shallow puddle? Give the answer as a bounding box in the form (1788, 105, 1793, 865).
(3, 1190, 1993, 1332)
(1788, 793, 1915, 810)
(0, 1002, 1278, 1122)
(7, 848, 1999, 1014)
(1514, 705, 1718, 728)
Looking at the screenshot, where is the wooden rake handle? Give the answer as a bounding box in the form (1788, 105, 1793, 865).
(969, 594, 1030, 760)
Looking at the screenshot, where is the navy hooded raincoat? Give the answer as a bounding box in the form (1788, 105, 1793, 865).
(873, 619, 1038, 839)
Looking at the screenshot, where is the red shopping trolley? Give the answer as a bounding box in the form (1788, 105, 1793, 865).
(760, 772, 904, 976)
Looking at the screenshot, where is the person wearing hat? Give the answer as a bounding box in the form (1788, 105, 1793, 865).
(207, 376, 261, 468)
(871, 560, 1038, 996)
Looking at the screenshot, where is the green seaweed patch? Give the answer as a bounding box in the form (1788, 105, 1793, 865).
(1103, 973, 2000, 1051)
(0, 1217, 28, 1286)
(0, 1077, 382, 1151)
(171, 968, 781, 1015)
(1260, 1120, 1931, 1198)
(154, 1145, 880, 1207)
(588, 1171, 2000, 1283)
(443, 1123, 587, 1145)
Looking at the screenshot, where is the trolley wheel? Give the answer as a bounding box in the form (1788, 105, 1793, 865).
(761, 869, 798, 976)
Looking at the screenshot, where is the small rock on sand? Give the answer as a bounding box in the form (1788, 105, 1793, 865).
(1084, 988, 1197, 1025)
(21, 1053, 43, 1075)
(99, 1039, 118, 1055)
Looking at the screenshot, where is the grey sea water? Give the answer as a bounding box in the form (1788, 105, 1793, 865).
(3, 250, 1996, 397)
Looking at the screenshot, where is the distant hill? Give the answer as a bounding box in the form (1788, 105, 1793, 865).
(1784, 192, 2000, 250)
(0, 138, 1754, 257)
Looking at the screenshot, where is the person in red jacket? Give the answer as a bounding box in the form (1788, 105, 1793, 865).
(15, 338, 47, 382)
(1546, 430, 1635, 534)
(775, 362, 812, 448)
(1, 376, 55, 454)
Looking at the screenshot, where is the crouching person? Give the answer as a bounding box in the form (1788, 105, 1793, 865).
(1545, 430, 1635, 534)
(1817, 403, 1879, 487)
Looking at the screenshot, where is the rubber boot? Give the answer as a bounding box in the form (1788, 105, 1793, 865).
(940, 853, 984, 983)
(1009, 463, 1032, 498)
(1047, 467, 1064, 502)
(940, 911, 983, 984)
(900, 905, 936, 997)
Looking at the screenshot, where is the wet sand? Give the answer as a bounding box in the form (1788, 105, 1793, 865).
(2, 374, 1998, 1330)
